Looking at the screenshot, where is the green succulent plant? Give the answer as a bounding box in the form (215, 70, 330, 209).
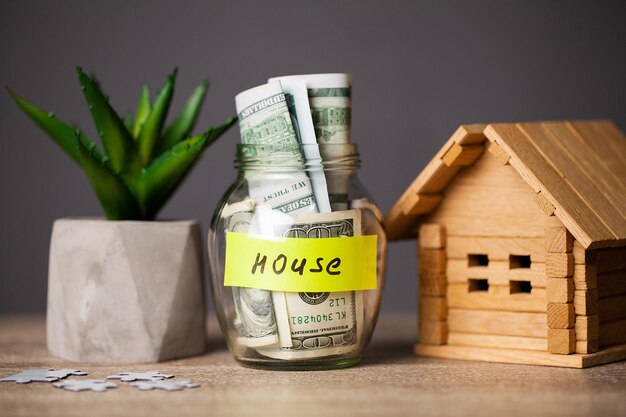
(7, 67, 236, 220)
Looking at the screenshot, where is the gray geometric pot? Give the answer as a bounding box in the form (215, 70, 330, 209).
(47, 218, 206, 363)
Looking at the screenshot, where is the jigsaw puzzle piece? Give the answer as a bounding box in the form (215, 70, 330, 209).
(107, 370, 174, 382)
(1, 369, 59, 384)
(53, 379, 117, 392)
(130, 380, 200, 391)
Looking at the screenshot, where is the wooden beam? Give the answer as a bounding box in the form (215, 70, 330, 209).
(447, 332, 546, 351)
(447, 308, 546, 338)
(546, 278, 574, 303)
(534, 191, 556, 217)
(574, 289, 598, 316)
(486, 140, 510, 165)
(548, 328, 575, 354)
(415, 342, 626, 368)
(598, 270, 626, 298)
(419, 320, 448, 345)
(419, 296, 447, 321)
(547, 303, 574, 329)
(598, 294, 626, 323)
(599, 318, 626, 347)
(447, 283, 546, 313)
(446, 236, 545, 262)
(576, 340, 599, 354)
(573, 241, 597, 265)
(573, 264, 598, 290)
(545, 227, 573, 253)
(419, 271, 446, 297)
(575, 315, 599, 341)
(596, 247, 626, 273)
(441, 143, 484, 167)
(419, 249, 446, 273)
(418, 223, 446, 249)
(401, 193, 443, 216)
(546, 253, 574, 278)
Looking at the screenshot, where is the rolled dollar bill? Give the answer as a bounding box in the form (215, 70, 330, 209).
(222, 200, 280, 348)
(269, 74, 352, 210)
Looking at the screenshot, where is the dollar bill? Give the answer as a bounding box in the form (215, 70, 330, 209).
(222, 200, 280, 348)
(270, 74, 352, 210)
(235, 82, 318, 215)
(255, 209, 363, 360)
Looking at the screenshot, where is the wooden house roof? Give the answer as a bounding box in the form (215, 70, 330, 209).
(385, 121, 626, 249)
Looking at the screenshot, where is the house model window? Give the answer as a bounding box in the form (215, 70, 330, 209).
(510, 255, 531, 269)
(468, 254, 489, 267)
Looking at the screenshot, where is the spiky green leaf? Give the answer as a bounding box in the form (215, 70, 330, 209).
(138, 69, 177, 166)
(7, 87, 105, 165)
(132, 84, 151, 139)
(130, 132, 207, 219)
(76, 132, 141, 220)
(156, 81, 208, 156)
(76, 67, 135, 174)
(203, 116, 237, 149)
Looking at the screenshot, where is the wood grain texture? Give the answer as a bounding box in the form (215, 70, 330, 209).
(544, 122, 626, 222)
(573, 263, 598, 290)
(447, 332, 546, 351)
(575, 315, 599, 342)
(419, 296, 447, 321)
(447, 258, 547, 287)
(534, 191, 556, 217)
(418, 223, 446, 249)
(598, 270, 626, 298)
(545, 227, 573, 253)
(415, 342, 626, 368)
(548, 328, 576, 354)
(446, 236, 545, 262)
(419, 271, 447, 297)
(447, 308, 546, 338)
(546, 253, 574, 278)
(598, 295, 626, 323)
(442, 143, 484, 167)
(447, 283, 546, 313)
(546, 278, 574, 303)
(419, 249, 446, 273)
(419, 319, 448, 345)
(574, 290, 598, 316)
(2, 314, 626, 417)
(384, 124, 485, 241)
(426, 150, 563, 238)
(484, 123, 616, 249)
(518, 123, 626, 239)
(573, 241, 597, 265)
(600, 318, 626, 347)
(486, 140, 511, 165)
(547, 303, 574, 329)
(576, 340, 599, 354)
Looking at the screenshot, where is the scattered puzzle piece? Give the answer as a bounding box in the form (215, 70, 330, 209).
(0, 369, 87, 384)
(53, 379, 117, 392)
(130, 380, 200, 391)
(107, 371, 174, 382)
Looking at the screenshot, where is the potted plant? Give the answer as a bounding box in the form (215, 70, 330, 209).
(8, 68, 235, 363)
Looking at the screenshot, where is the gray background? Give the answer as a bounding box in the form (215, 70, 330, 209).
(1, 1, 624, 314)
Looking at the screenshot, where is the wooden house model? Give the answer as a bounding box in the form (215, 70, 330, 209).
(385, 121, 626, 368)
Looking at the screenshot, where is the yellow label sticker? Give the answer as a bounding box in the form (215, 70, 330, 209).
(224, 232, 378, 292)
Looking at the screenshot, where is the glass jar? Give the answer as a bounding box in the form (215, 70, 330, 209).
(208, 143, 387, 370)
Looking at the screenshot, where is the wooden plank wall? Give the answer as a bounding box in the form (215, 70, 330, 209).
(418, 224, 448, 345)
(572, 241, 600, 353)
(593, 245, 626, 348)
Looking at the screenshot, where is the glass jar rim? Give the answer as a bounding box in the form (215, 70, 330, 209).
(234, 142, 361, 171)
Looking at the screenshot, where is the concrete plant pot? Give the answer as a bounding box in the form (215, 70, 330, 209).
(46, 218, 206, 363)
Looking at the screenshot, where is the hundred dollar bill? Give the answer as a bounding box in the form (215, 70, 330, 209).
(255, 209, 363, 360)
(222, 200, 280, 348)
(235, 81, 318, 214)
(269, 74, 352, 210)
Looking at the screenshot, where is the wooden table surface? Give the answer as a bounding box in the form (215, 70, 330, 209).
(1, 314, 626, 417)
